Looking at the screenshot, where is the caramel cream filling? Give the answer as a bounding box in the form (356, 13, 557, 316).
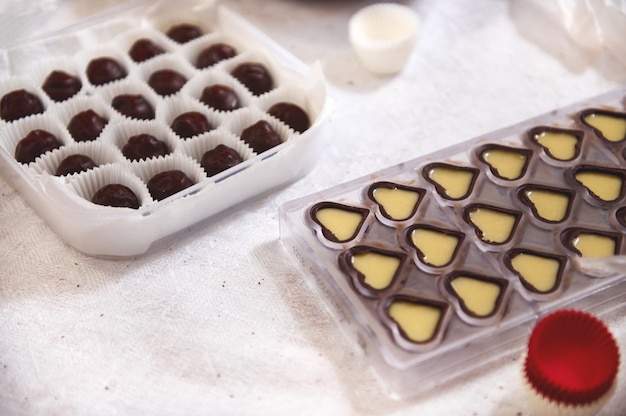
(482, 148, 527, 180)
(575, 171, 622, 202)
(388, 301, 442, 343)
(584, 113, 626, 142)
(372, 187, 420, 221)
(410, 228, 459, 267)
(572, 233, 616, 258)
(525, 189, 569, 222)
(428, 167, 474, 199)
(450, 276, 500, 317)
(351, 252, 400, 290)
(510, 253, 559, 292)
(535, 131, 578, 160)
(315, 208, 363, 242)
(468, 208, 516, 243)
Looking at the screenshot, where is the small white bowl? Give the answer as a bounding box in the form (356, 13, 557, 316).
(349, 3, 420, 75)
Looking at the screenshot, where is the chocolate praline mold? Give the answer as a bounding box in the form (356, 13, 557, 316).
(166, 23, 203, 44)
(240, 120, 282, 153)
(147, 169, 194, 201)
(122, 134, 169, 161)
(267, 102, 311, 133)
(476, 144, 532, 181)
(366, 181, 425, 224)
(147, 69, 187, 96)
(560, 227, 622, 258)
(0, 89, 45, 122)
(503, 248, 566, 297)
(527, 126, 583, 162)
(308, 201, 370, 247)
(170, 111, 213, 138)
(41, 70, 82, 102)
(462, 203, 522, 246)
(516, 184, 575, 224)
(615, 207, 626, 229)
(338, 245, 408, 298)
(86, 57, 127, 86)
(422, 162, 479, 201)
(14, 129, 63, 164)
(199, 84, 240, 112)
(231, 62, 273, 96)
(128, 38, 165, 63)
(200, 144, 244, 177)
(567, 164, 626, 204)
(67, 109, 108, 142)
(55, 154, 97, 176)
(196, 43, 237, 69)
(404, 224, 465, 269)
(111, 94, 155, 120)
(579, 108, 626, 143)
(92, 184, 140, 209)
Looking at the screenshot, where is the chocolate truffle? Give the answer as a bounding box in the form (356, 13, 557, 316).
(55, 154, 97, 176)
(147, 69, 187, 96)
(86, 57, 127, 86)
(41, 70, 82, 102)
(92, 184, 140, 209)
(122, 134, 168, 161)
(196, 43, 237, 68)
(199, 84, 240, 111)
(231, 62, 273, 96)
(147, 169, 194, 201)
(128, 38, 165, 63)
(268, 102, 310, 133)
(200, 144, 243, 176)
(0, 89, 45, 122)
(170, 111, 213, 138)
(166, 23, 202, 44)
(14, 129, 62, 164)
(240, 120, 282, 153)
(111, 94, 155, 120)
(67, 109, 108, 142)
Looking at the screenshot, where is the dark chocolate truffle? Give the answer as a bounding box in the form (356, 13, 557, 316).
(92, 184, 140, 209)
(128, 38, 165, 63)
(67, 109, 108, 142)
(231, 62, 273, 96)
(147, 69, 187, 96)
(199, 84, 240, 111)
(201, 144, 243, 176)
(1, 89, 45, 122)
(111, 94, 155, 120)
(166, 23, 202, 44)
(55, 154, 97, 176)
(147, 170, 194, 201)
(42, 70, 82, 102)
(196, 43, 237, 69)
(268, 102, 310, 133)
(122, 134, 168, 161)
(15, 129, 62, 164)
(86, 57, 127, 86)
(170, 111, 213, 138)
(240, 120, 282, 153)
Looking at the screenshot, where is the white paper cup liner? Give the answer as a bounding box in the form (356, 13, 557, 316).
(256, 84, 316, 134)
(179, 127, 254, 170)
(158, 95, 222, 138)
(33, 140, 124, 178)
(130, 152, 208, 195)
(2, 113, 71, 164)
(29, 56, 86, 103)
(221, 51, 283, 97)
(226, 107, 293, 155)
(103, 118, 179, 161)
(51, 95, 118, 139)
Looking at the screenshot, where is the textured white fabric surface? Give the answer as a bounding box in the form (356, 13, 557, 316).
(1, 0, 626, 415)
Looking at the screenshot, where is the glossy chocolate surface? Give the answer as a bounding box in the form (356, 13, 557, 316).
(55, 154, 97, 176)
(41, 70, 82, 102)
(111, 94, 155, 120)
(199, 84, 240, 111)
(166, 23, 202, 44)
(268, 102, 310, 133)
(14, 129, 62, 164)
(67, 109, 108, 142)
(86, 57, 127, 86)
(147, 170, 194, 201)
(240, 120, 282, 153)
(231, 62, 273, 96)
(196, 43, 237, 69)
(92, 184, 140, 209)
(170, 111, 213, 138)
(128, 38, 165, 63)
(147, 69, 187, 96)
(200, 144, 243, 176)
(1, 89, 45, 122)
(122, 134, 168, 161)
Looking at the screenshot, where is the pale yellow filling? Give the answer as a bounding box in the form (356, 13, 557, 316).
(351, 252, 400, 290)
(525, 189, 569, 222)
(388, 301, 442, 343)
(316, 208, 363, 242)
(572, 233, 616, 258)
(428, 167, 474, 199)
(410, 228, 459, 267)
(535, 131, 578, 160)
(482, 148, 527, 180)
(510, 253, 559, 292)
(450, 276, 500, 317)
(372, 187, 420, 221)
(575, 171, 622, 202)
(584, 113, 626, 142)
(468, 208, 516, 243)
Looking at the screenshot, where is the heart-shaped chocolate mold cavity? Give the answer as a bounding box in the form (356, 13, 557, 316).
(367, 181, 425, 222)
(385, 296, 449, 344)
(338, 245, 406, 296)
(571, 165, 626, 203)
(405, 224, 464, 268)
(477, 144, 532, 181)
(309, 201, 369, 244)
(463, 204, 521, 245)
(422, 163, 478, 200)
(517, 184, 574, 223)
(504, 249, 566, 294)
(560, 228, 621, 258)
(444, 271, 508, 319)
(580, 108, 626, 143)
(527, 126, 583, 162)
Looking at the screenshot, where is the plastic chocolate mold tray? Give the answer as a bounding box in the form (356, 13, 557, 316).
(0, 0, 328, 256)
(279, 87, 626, 399)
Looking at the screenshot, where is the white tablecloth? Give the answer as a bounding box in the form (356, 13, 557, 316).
(1, 1, 625, 415)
